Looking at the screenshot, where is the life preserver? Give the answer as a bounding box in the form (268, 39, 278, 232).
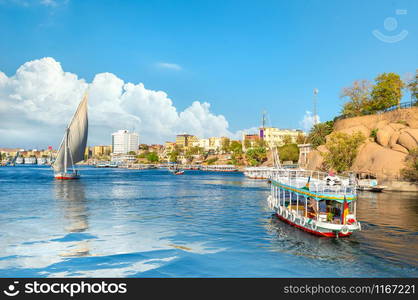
(341, 225, 349, 235)
(278, 206, 283, 215)
(311, 220, 318, 231)
(284, 209, 289, 219)
(291, 213, 296, 223)
(300, 217, 306, 226)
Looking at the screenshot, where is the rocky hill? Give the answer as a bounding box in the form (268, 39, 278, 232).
(307, 107, 418, 179)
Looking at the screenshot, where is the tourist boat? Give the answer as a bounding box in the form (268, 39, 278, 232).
(96, 161, 118, 168)
(174, 170, 184, 175)
(244, 167, 275, 179)
(200, 165, 238, 172)
(267, 169, 361, 237)
(37, 157, 47, 165)
(52, 93, 88, 180)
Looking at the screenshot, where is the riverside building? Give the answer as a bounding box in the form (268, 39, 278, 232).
(111, 130, 139, 154)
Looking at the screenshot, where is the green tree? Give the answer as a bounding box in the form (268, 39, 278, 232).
(245, 147, 267, 166)
(401, 148, 418, 181)
(307, 121, 334, 149)
(128, 151, 137, 155)
(229, 140, 243, 154)
(322, 131, 365, 173)
(146, 152, 159, 163)
(369, 72, 404, 111)
(278, 144, 299, 162)
(168, 151, 179, 163)
(340, 80, 372, 116)
(243, 139, 251, 149)
(406, 69, 418, 102)
(221, 138, 230, 152)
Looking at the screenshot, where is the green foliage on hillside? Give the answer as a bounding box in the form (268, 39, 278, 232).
(245, 147, 267, 166)
(169, 150, 179, 163)
(278, 144, 299, 162)
(369, 72, 404, 111)
(407, 69, 418, 102)
(341, 80, 372, 117)
(322, 131, 365, 173)
(307, 121, 334, 149)
(401, 148, 418, 181)
(340, 72, 406, 117)
(206, 157, 219, 165)
(146, 152, 159, 163)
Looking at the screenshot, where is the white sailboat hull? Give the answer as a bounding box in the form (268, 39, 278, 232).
(54, 172, 80, 180)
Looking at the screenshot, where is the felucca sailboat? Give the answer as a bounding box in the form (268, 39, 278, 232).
(52, 93, 88, 180)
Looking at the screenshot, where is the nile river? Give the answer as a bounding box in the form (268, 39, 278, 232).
(0, 166, 417, 277)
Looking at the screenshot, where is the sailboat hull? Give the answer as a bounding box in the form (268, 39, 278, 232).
(54, 172, 80, 180)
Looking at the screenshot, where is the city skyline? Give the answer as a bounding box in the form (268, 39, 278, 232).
(0, 0, 417, 148)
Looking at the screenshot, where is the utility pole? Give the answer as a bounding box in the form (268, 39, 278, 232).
(313, 88, 319, 125)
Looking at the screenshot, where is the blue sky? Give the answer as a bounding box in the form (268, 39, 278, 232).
(0, 0, 417, 146)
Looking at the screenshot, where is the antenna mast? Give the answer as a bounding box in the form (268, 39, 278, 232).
(313, 88, 319, 125)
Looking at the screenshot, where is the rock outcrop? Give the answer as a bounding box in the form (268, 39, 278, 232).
(309, 107, 418, 178)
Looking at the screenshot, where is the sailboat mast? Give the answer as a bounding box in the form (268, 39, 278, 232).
(64, 128, 68, 174)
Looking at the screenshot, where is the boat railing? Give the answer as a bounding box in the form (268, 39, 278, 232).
(270, 169, 356, 196)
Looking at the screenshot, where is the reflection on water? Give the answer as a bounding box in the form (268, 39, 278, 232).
(54, 181, 90, 257)
(0, 167, 417, 277)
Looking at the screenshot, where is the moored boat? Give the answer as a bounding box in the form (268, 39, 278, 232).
(244, 167, 275, 179)
(52, 93, 88, 180)
(267, 169, 361, 237)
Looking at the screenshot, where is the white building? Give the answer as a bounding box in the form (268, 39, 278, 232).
(111, 130, 139, 154)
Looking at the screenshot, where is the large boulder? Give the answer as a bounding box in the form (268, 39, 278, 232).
(389, 122, 407, 131)
(376, 125, 395, 147)
(352, 142, 407, 178)
(306, 145, 328, 170)
(334, 125, 370, 138)
(391, 144, 409, 154)
(398, 129, 418, 151)
(389, 131, 400, 147)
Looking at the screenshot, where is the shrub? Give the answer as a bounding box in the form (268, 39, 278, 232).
(206, 157, 219, 165)
(401, 148, 418, 181)
(370, 128, 378, 141)
(245, 147, 267, 166)
(278, 144, 299, 163)
(322, 131, 365, 173)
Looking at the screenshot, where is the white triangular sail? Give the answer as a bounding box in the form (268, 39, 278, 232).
(53, 94, 88, 173)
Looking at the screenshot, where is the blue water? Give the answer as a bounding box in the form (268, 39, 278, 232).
(0, 166, 417, 277)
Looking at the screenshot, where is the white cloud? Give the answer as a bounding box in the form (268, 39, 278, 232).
(0, 57, 237, 148)
(156, 62, 182, 71)
(299, 111, 319, 132)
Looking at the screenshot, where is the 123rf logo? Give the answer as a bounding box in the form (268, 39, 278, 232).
(3, 281, 20, 297)
(3, 281, 127, 297)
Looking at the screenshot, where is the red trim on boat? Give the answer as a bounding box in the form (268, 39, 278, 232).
(275, 213, 352, 238)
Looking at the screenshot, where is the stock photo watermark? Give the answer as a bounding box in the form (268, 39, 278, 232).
(372, 9, 408, 43)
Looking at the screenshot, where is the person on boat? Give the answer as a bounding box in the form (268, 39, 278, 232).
(319, 200, 326, 213)
(307, 197, 317, 219)
(332, 206, 342, 224)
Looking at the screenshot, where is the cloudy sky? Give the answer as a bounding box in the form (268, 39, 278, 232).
(0, 0, 417, 148)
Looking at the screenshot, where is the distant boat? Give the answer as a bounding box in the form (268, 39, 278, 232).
(168, 164, 184, 175)
(52, 93, 88, 180)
